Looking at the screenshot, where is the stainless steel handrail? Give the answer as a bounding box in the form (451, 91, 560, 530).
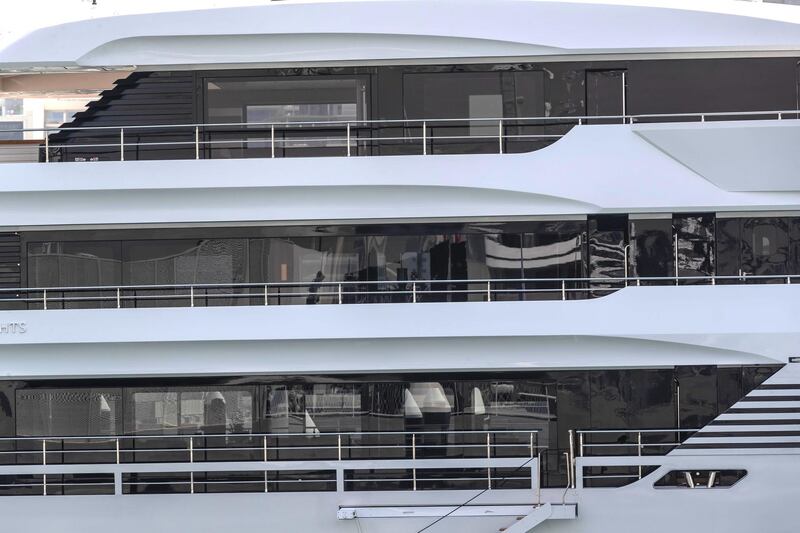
(6, 109, 799, 134)
(0, 274, 796, 309)
(1, 109, 796, 164)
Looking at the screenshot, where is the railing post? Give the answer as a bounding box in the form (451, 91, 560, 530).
(338, 283, 343, 304)
(190, 472, 194, 494)
(422, 121, 427, 155)
(568, 429, 575, 488)
(120, 128, 124, 161)
(412, 433, 417, 491)
(42, 439, 46, 466)
(346, 123, 351, 157)
(536, 450, 542, 505)
(337, 434, 342, 461)
(637, 432, 643, 479)
(190, 286, 195, 308)
(778, 112, 783, 120)
(195, 126, 200, 160)
(116, 288, 121, 309)
(45, 133, 50, 163)
(189, 436, 194, 463)
(264, 284, 269, 306)
(271, 125, 275, 158)
(263, 435, 268, 462)
(561, 279, 566, 300)
(498, 119, 503, 154)
(486, 281, 491, 302)
(42, 289, 47, 310)
(115, 438, 120, 464)
(412, 282, 417, 303)
(530, 432, 534, 458)
(579, 432, 584, 457)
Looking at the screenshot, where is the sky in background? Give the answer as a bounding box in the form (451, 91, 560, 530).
(0, 0, 273, 48)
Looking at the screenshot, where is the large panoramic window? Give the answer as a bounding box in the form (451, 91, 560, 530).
(16, 389, 122, 437)
(206, 77, 367, 124)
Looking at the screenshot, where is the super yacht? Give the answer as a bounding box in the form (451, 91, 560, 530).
(0, 1, 798, 531)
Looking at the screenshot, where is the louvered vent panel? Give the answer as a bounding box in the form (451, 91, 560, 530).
(0, 233, 21, 288)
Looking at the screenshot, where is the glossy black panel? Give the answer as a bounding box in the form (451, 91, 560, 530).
(674, 214, 715, 280)
(588, 215, 627, 296)
(677, 366, 718, 429)
(715, 218, 742, 279)
(629, 219, 673, 281)
(522, 221, 586, 300)
(741, 217, 791, 278)
(586, 70, 626, 123)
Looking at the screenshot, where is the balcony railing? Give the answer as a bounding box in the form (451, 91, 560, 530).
(0, 109, 797, 164)
(0, 273, 795, 311)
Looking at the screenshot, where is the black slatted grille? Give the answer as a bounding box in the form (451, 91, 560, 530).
(0, 233, 21, 289)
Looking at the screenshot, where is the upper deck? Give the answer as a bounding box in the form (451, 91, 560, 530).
(3, 0, 800, 71)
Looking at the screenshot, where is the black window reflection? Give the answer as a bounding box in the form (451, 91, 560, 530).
(588, 215, 627, 297)
(522, 222, 585, 300)
(630, 218, 673, 284)
(205, 77, 369, 158)
(674, 214, 714, 282)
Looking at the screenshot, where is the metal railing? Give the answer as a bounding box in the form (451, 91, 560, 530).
(0, 109, 796, 164)
(0, 273, 796, 311)
(576, 428, 701, 457)
(0, 430, 541, 466)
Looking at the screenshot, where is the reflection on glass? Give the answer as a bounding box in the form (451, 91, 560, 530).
(16, 389, 122, 437)
(129, 389, 252, 435)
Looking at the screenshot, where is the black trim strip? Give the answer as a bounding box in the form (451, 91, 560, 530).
(741, 396, 800, 402)
(726, 408, 800, 414)
(758, 384, 800, 390)
(680, 442, 800, 450)
(694, 431, 800, 438)
(709, 419, 800, 426)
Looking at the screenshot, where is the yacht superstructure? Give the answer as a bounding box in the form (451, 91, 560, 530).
(0, 1, 799, 532)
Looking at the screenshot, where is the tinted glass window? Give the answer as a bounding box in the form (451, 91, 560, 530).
(16, 389, 122, 437)
(630, 218, 673, 279)
(28, 241, 121, 287)
(206, 78, 367, 124)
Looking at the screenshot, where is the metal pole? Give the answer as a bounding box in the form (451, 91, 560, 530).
(337, 434, 342, 461)
(568, 429, 575, 488)
(271, 126, 275, 158)
(338, 283, 343, 304)
(498, 119, 503, 154)
(486, 432, 492, 489)
(561, 279, 566, 300)
(579, 433, 584, 457)
(42, 289, 47, 310)
(264, 284, 269, 306)
(116, 438, 120, 464)
(637, 432, 643, 479)
(412, 433, 417, 491)
(189, 436, 194, 463)
(116, 288, 121, 309)
(412, 282, 417, 303)
(536, 450, 543, 505)
(263, 435, 268, 462)
(190, 286, 195, 308)
(422, 121, 427, 155)
(487, 281, 491, 302)
(346, 123, 351, 157)
(120, 128, 124, 161)
(195, 126, 200, 160)
(45, 133, 50, 163)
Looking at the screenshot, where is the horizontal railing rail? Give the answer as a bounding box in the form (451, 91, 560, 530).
(0, 109, 796, 163)
(0, 273, 796, 310)
(0, 430, 543, 467)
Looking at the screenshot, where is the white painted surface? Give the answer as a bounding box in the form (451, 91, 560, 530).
(3, 0, 800, 70)
(0, 285, 793, 378)
(1, 120, 800, 228)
